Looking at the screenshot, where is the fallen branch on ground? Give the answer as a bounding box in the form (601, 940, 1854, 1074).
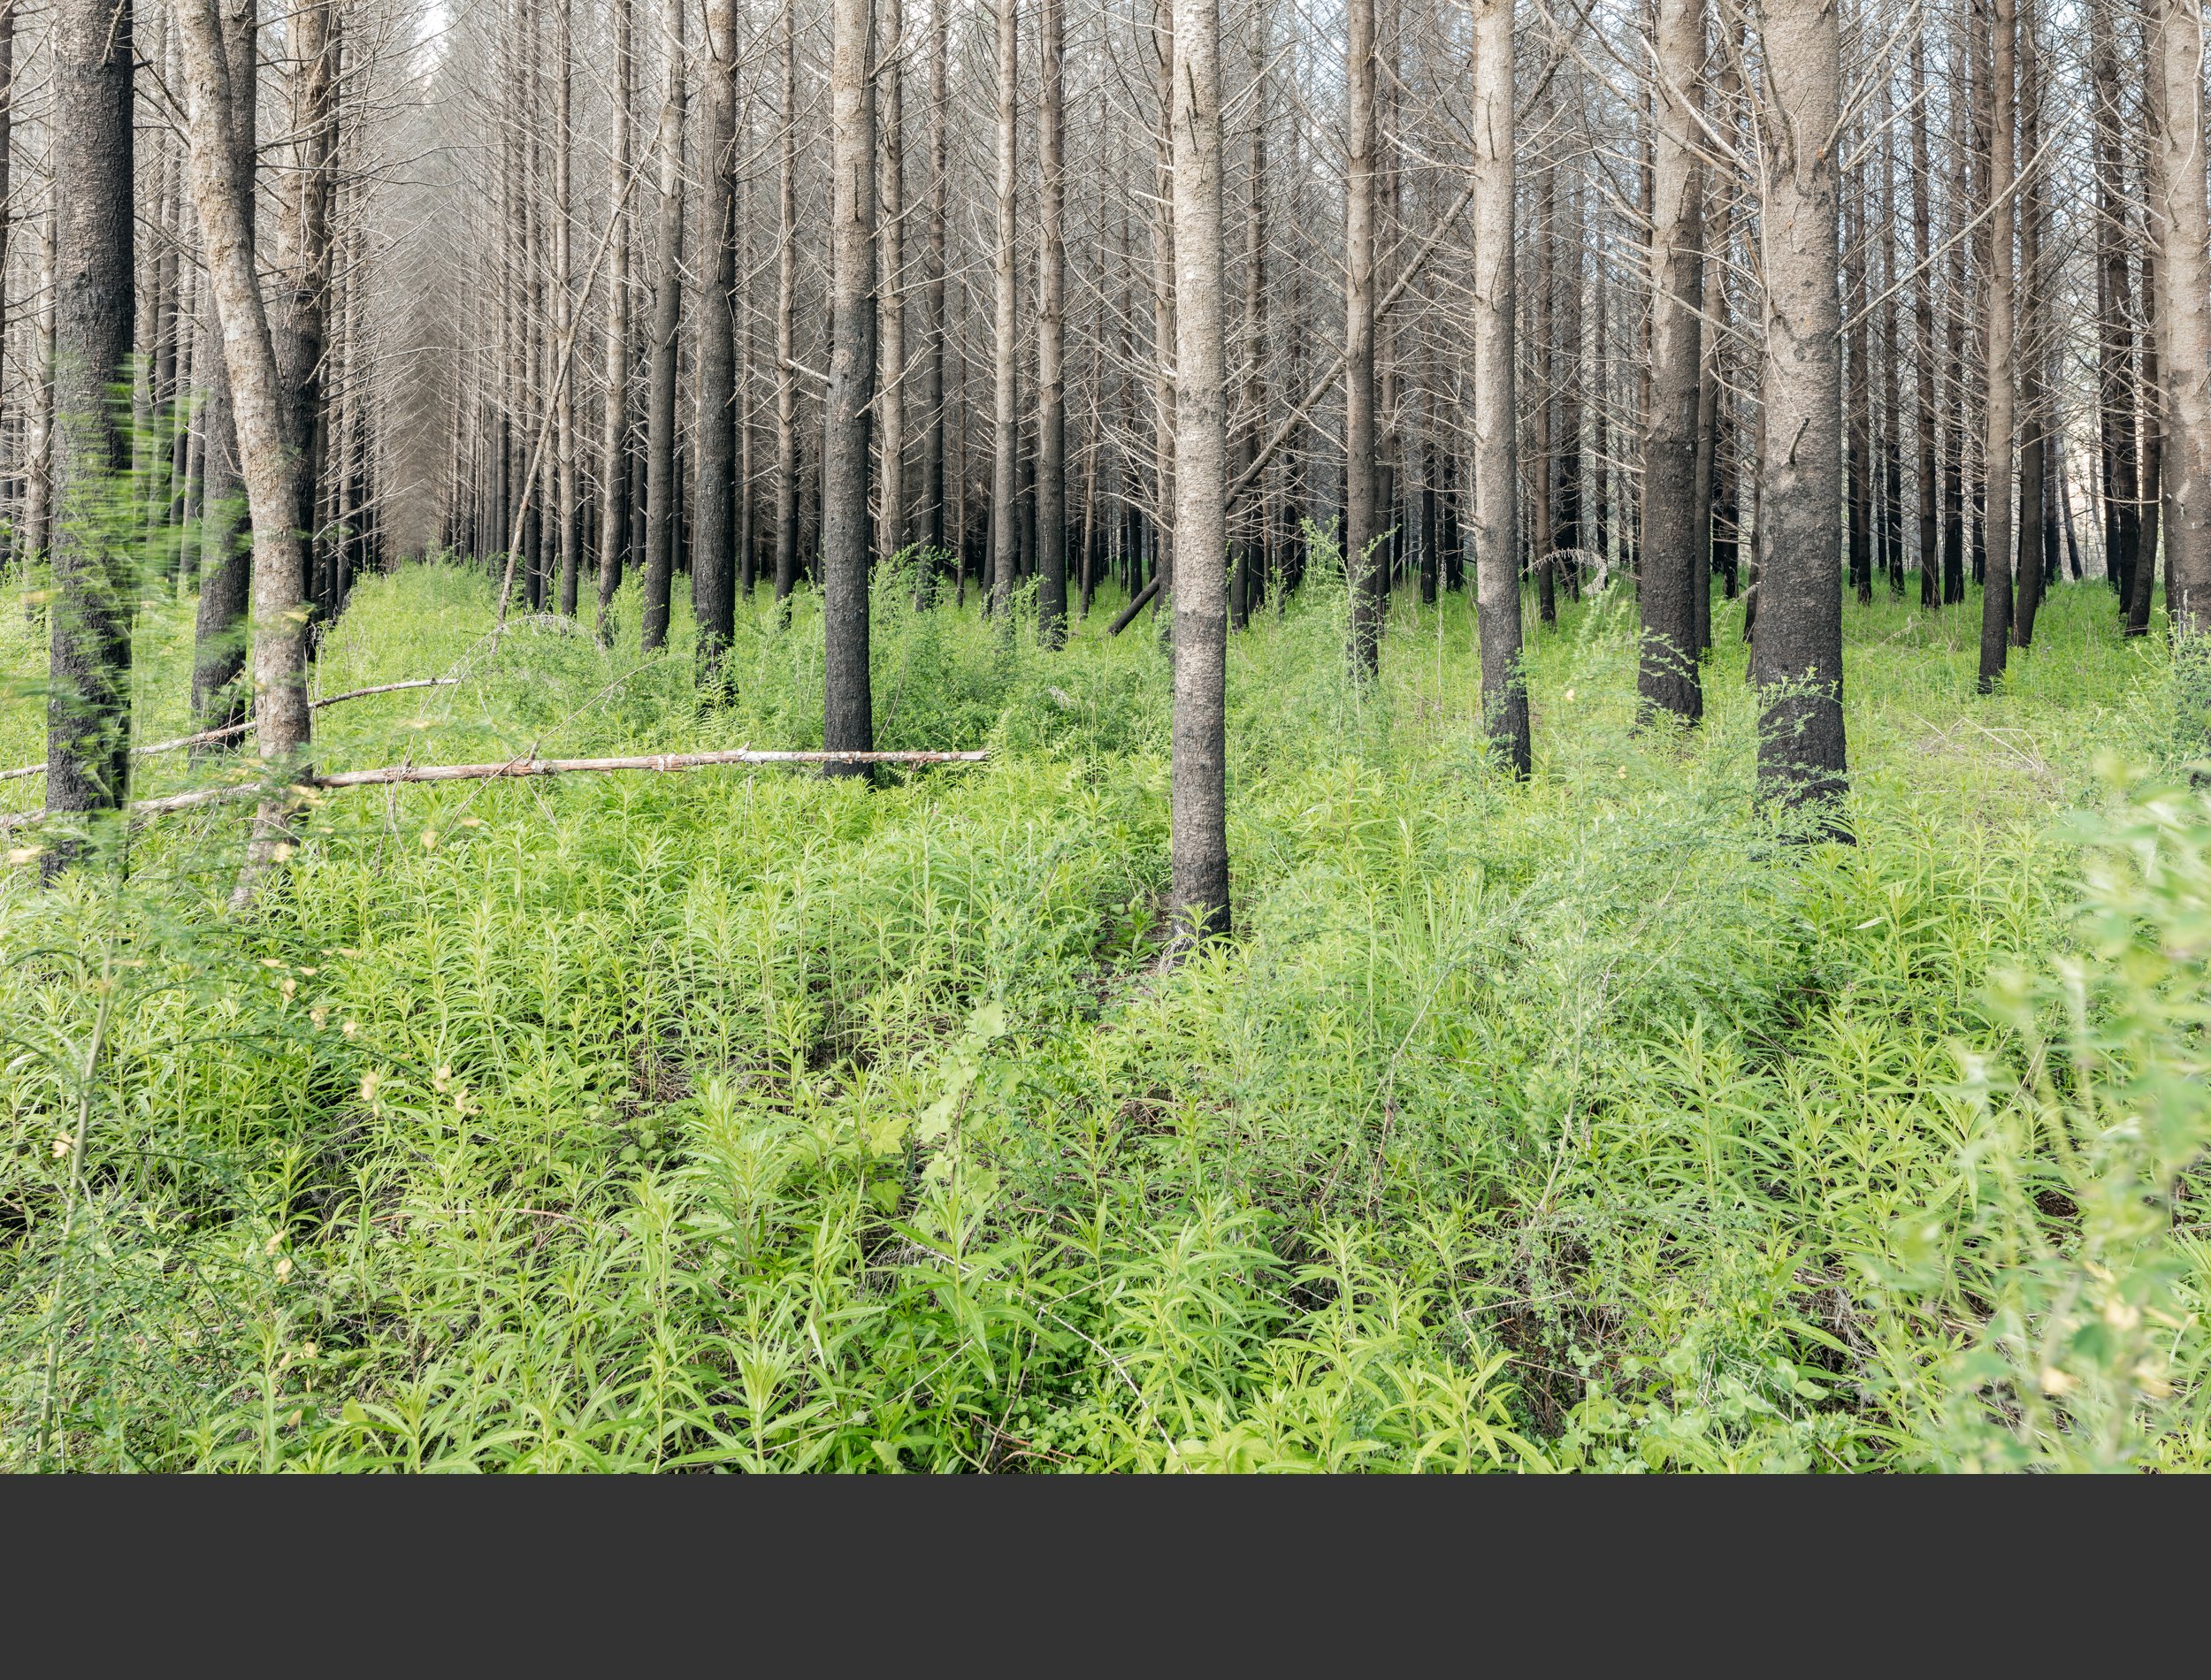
(0, 746, 989, 836)
(0, 678, 464, 783)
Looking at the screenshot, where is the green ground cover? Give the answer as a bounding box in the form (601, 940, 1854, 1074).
(3, 559, 2207, 1470)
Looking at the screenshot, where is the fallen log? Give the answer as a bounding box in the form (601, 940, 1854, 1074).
(1, 746, 988, 836)
(0, 677, 463, 783)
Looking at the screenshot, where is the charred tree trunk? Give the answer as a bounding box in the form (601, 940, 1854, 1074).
(641, 0, 687, 648)
(1640, 0, 1704, 724)
(1753, 0, 1848, 826)
(1978, 0, 2016, 691)
(44, 0, 138, 859)
(596, 0, 634, 643)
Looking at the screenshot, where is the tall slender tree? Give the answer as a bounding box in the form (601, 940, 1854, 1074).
(694, 0, 739, 677)
(877, 0, 907, 563)
(1037, 0, 1069, 644)
(1470, 0, 1528, 775)
(1168, 0, 1229, 939)
(2152, 0, 2211, 630)
(44, 0, 138, 863)
(596, 0, 635, 643)
(1978, 0, 2017, 691)
(822, 0, 878, 767)
(1640, 0, 1704, 724)
(176, 0, 310, 899)
(1753, 0, 1848, 823)
(1344, 0, 1381, 674)
(989, 0, 1019, 616)
(641, 0, 687, 649)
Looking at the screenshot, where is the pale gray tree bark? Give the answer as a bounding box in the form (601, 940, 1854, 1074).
(1470, 0, 1528, 776)
(877, 0, 907, 563)
(553, 0, 580, 617)
(187, 0, 255, 728)
(989, 0, 1019, 615)
(596, 0, 635, 643)
(920, 0, 949, 554)
(2152, 0, 2211, 630)
(177, 0, 310, 898)
(1344, 0, 1381, 675)
(1169, 0, 1229, 939)
(774, 1, 800, 602)
(822, 0, 877, 768)
(1752, 0, 1848, 822)
(1037, 0, 1068, 644)
(694, 0, 739, 676)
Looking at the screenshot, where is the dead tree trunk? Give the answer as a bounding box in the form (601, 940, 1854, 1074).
(1344, 0, 1381, 675)
(822, 0, 877, 767)
(1978, 0, 2016, 691)
(1168, 0, 1229, 940)
(989, 0, 1019, 617)
(187, 1, 256, 726)
(2089, 6, 2141, 622)
(694, 0, 739, 677)
(1470, 0, 1528, 775)
(876, 0, 907, 563)
(2152, 0, 2211, 630)
(919, 0, 948, 555)
(1036, 0, 1068, 645)
(774, 0, 799, 603)
(1752, 0, 1848, 825)
(2013, 1, 2046, 646)
(177, 0, 310, 897)
(43, 0, 138, 860)
(1911, 31, 1940, 608)
(596, 0, 634, 643)
(1639, 0, 1704, 725)
(641, 0, 686, 649)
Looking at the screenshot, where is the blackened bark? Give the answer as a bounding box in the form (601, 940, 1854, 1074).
(44, 0, 137, 861)
(641, 0, 685, 649)
(1977, 0, 2016, 691)
(1640, 0, 1703, 725)
(1753, 0, 1848, 827)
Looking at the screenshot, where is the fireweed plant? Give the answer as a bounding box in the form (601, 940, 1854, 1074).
(2, 554, 2206, 1470)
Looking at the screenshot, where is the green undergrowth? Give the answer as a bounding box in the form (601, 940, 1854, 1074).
(2, 555, 2207, 1470)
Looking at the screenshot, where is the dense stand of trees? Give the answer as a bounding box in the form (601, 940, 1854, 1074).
(8, 0, 2211, 908)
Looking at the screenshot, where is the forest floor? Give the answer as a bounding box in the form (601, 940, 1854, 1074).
(3, 555, 2207, 1470)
